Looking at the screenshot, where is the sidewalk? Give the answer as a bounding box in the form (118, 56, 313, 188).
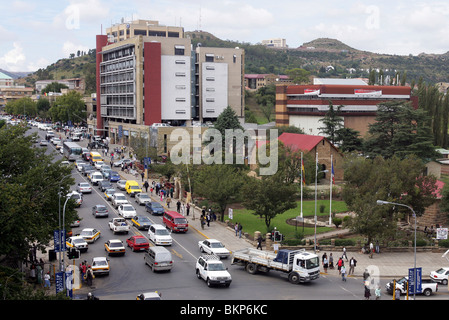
(89, 141, 449, 282)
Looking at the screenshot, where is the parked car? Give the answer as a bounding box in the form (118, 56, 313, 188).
(76, 182, 92, 194)
(145, 202, 165, 215)
(92, 204, 109, 218)
(135, 193, 151, 205)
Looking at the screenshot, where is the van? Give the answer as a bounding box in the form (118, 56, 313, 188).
(144, 246, 173, 272)
(89, 151, 103, 163)
(163, 210, 189, 233)
(125, 180, 142, 197)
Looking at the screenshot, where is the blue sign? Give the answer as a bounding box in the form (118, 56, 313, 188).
(144, 157, 151, 169)
(408, 267, 422, 294)
(118, 125, 123, 139)
(53, 230, 66, 252)
(55, 272, 64, 294)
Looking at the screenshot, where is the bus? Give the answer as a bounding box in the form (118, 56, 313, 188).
(63, 142, 83, 161)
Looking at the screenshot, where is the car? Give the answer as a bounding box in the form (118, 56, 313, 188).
(109, 171, 121, 182)
(126, 235, 150, 252)
(131, 215, 152, 230)
(104, 188, 116, 201)
(79, 228, 101, 243)
(76, 182, 92, 194)
(67, 191, 83, 207)
(76, 162, 87, 172)
(92, 204, 109, 218)
(51, 137, 61, 145)
(198, 239, 231, 259)
(98, 180, 113, 192)
(81, 165, 95, 176)
(91, 257, 110, 276)
(195, 255, 232, 287)
(111, 192, 129, 208)
(94, 160, 105, 170)
(104, 239, 126, 256)
(55, 142, 63, 150)
(100, 165, 112, 173)
(145, 202, 165, 215)
(136, 292, 162, 300)
(39, 140, 48, 146)
(66, 236, 88, 253)
(88, 172, 104, 185)
(117, 180, 127, 190)
(70, 219, 81, 228)
(135, 193, 151, 205)
(148, 224, 172, 246)
(113, 159, 133, 167)
(118, 204, 137, 219)
(430, 267, 449, 285)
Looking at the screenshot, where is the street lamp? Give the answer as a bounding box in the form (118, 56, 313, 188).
(314, 151, 328, 253)
(377, 200, 417, 300)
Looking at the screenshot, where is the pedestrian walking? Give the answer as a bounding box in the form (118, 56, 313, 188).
(348, 257, 357, 275)
(44, 272, 51, 288)
(337, 257, 343, 274)
(395, 289, 401, 301)
(177, 200, 181, 213)
(201, 215, 206, 230)
(341, 265, 347, 281)
(186, 203, 190, 216)
(235, 223, 239, 236)
(364, 286, 371, 300)
(329, 253, 334, 269)
(375, 240, 380, 254)
(141, 171, 144, 182)
(238, 223, 243, 238)
(342, 247, 348, 261)
(375, 286, 381, 300)
(166, 197, 171, 208)
(85, 265, 94, 287)
(322, 254, 328, 273)
(144, 181, 149, 193)
(206, 213, 211, 227)
(257, 235, 263, 250)
(80, 261, 87, 282)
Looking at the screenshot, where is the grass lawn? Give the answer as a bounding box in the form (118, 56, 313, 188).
(224, 200, 348, 240)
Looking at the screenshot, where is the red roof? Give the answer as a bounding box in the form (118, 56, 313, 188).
(278, 132, 324, 152)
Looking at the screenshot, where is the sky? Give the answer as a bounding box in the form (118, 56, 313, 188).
(1, 0, 449, 72)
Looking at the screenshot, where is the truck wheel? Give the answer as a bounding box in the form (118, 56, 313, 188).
(442, 279, 448, 285)
(246, 263, 257, 274)
(207, 278, 212, 287)
(423, 288, 432, 296)
(288, 272, 300, 284)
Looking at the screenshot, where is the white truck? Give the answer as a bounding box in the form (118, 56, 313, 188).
(385, 276, 438, 297)
(108, 217, 130, 234)
(231, 248, 320, 284)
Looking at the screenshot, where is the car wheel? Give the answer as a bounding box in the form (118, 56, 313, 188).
(196, 269, 201, 279)
(423, 288, 432, 296)
(207, 278, 212, 287)
(442, 279, 448, 285)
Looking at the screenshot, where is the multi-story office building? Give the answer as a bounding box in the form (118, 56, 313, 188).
(95, 19, 244, 144)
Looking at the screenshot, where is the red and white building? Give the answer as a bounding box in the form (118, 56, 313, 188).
(276, 78, 417, 136)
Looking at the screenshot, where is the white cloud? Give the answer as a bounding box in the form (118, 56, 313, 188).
(0, 42, 27, 72)
(62, 41, 90, 58)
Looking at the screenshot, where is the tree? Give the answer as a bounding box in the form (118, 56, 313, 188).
(342, 154, 438, 243)
(49, 90, 86, 123)
(241, 174, 297, 230)
(0, 125, 77, 264)
(336, 127, 363, 152)
(318, 102, 344, 145)
(5, 97, 37, 117)
(285, 68, 310, 84)
(193, 164, 245, 222)
(41, 81, 68, 95)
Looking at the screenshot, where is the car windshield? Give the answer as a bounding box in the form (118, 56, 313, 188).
(174, 218, 188, 224)
(138, 217, 150, 223)
(106, 189, 115, 194)
(93, 260, 107, 267)
(123, 206, 134, 211)
(152, 203, 163, 209)
(96, 206, 107, 212)
(80, 183, 89, 187)
(140, 194, 150, 199)
(208, 263, 226, 271)
(135, 238, 148, 244)
(130, 186, 140, 190)
(80, 230, 93, 236)
(116, 195, 126, 200)
(210, 242, 224, 248)
(109, 242, 123, 248)
(73, 238, 85, 244)
(155, 229, 170, 236)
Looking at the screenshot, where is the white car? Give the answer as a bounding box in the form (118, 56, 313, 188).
(198, 239, 231, 259)
(430, 267, 449, 285)
(92, 257, 110, 275)
(104, 239, 126, 256)
(95, 161, 105, 170)
(111, 193, 129, 208)
(118, 204, 137, 219)
(67, 191, 83, 207)
(79, 228, 101, 243)
(66, 236, 88, 253)
(195, 255, 232, 287)
(75, 161, 87, 172)
(89, 172, 104, 185)
(76, 182, 92, 194)
(148, 224, 172, 246)
(135, 193, 151, 205)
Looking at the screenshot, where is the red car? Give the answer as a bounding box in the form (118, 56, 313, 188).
(126, 236, 150, 252)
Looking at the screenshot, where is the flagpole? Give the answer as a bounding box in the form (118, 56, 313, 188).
(329, 154, 333, 225)
(300, 152, 303, 218)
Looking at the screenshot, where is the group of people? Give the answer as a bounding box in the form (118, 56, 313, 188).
(200, 208, 217, 229)
(79, 261, 95, 287)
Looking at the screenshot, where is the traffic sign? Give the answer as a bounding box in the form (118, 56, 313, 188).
(408, 267, 422, 294)
(55, 272, 64, 294)
(53, 230, 66, 252)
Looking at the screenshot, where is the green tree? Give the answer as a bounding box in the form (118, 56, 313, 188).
(49, 90, 86, 123)
(285, 68, 311, 84)
(5, 97, 37, 117)
(318, 102, 344, 144)
(241, 173, 297, 229)
(193, 164, 245, 222)
(342, 155, 438, 243)
(0, 125, 77, 264)
(41, 81, 68, 95)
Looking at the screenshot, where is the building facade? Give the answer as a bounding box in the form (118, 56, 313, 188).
(95, 19, 245, 145)
(275, 78, 415, 136)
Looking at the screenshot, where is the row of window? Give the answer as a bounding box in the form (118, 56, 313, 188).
(103, 47, 135, 62)
(105, 95, 134, 106)
(101, 58, 135, 73)
(101, 83, 134, 95)
(100, 71, 134, 84)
